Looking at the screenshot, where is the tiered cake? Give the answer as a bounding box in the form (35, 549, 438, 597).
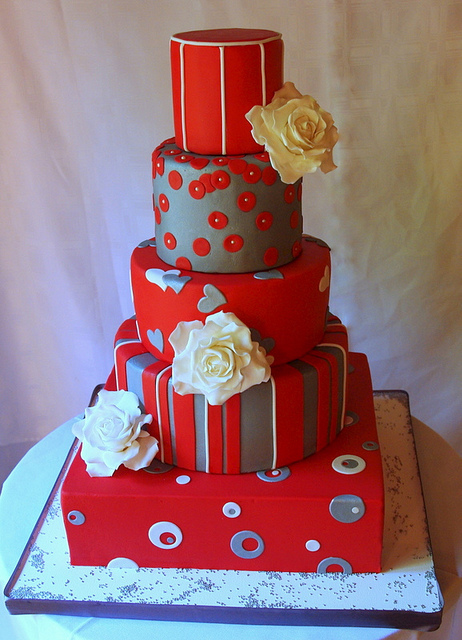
(61, 29, 384, 574)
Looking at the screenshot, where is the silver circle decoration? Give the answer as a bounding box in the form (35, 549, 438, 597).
(223, 502, 241, 518)
(67, 510, 85, 526)
(256, 467, 291, 483)
(148, 521, 183, 549)
(317, 557, 353, 574)
(143, 460, 174, 474)
(230, 530, 265, 559)
(332, 454, 366, 475)
(305, 539, 321, 552)
(329, 495, 366, 523)
(362, 441, 379, 451)
(176, 475, 191, 485)
(107, 557, 139, 569)
(344, 411, 359, 427)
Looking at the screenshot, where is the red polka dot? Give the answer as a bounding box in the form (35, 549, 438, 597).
(168, 170, 183, 190)
(297, 181, 303, 201)
(193, 237, 211, 256)
(243, 164, 261, 184)
(262, 166, 278, 185)
(199, 173, 215, 193)
(255, 211, 273, 231)
(176, 256, 192, 270)
(237, 191, 256, 212)
(264, 246, 279, 266)
(254, 151, 270, 162)
(154, 205, 161, 225)
(223, 235, 244, 252)
(175, 153, 193, 163)
(212, 157, 228, 166)
(159, 194, 169, 212)
(189, 180, 206, 199)
(284, 185, 295, 203)
(164, 232, 177, 250)
(211, 170, 230, 190)
(165, 148, 182, 155)
(208, 211, 228, 229)
(292, 240, 302, 257)
(190, 157, 210, 170)
(290, 210, 299, 229)
(228, 158, 247, 174)
(155, 156, 165, 176)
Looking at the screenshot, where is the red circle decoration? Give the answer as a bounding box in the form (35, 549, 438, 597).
(237, 191, 256, 212)
(255, 211, 273, 231)
(190, 157, 210, 170)
(193, 237, 211, 256)
(168, 170, 183, 190)
(164, 148, 182, 156)
(223, 234, 244, 253)
(243, 164, 261, 184)
(292, 240, 302, 257)
(228, 158, 247, 174)
(176, 256, 192, 270)
(290, 210, 299, 229)
(154, 205, 161, 225)
(153, 155, 164, 178)
(208, 211, 228, 229)
(199, 173, 215, 193)
(164, 232, 177, 250)
(284, 185, 296, 203)
(212, 157, 229, 166)
(189, 180, 206, 199)
(254, 151, 270, 162)
(264, 246, 279, 266)
(175, 153, 194, 163)
(297, 181, 303, 201)
(262, 166, 278, 185)
(159, 194, 170, 212)
(211, 170, 231, 190)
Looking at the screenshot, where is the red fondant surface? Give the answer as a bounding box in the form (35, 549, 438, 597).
(170, 29, 283, 155)
(131, 237, 330, 366)
(61, 354, 383, 573)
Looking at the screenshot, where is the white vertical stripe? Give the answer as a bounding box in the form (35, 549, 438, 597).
(259, 43, 267, 106)
(219, 46, 226, 155)
(271, 376, 277, 468)
(155, 365, 172, 461)
(179, 43, 189, 152)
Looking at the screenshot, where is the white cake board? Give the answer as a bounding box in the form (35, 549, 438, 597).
(4, 392, 443, 629)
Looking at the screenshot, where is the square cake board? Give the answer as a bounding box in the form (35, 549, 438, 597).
(4, 390, 443, 630)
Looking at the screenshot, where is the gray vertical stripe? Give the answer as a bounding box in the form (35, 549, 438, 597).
(288, 359, 319, 458)
(167, 379, 177, 467)
(194, 395, 207, 472)
(126, 352, 158, 411)
(240, 380, 274, 473)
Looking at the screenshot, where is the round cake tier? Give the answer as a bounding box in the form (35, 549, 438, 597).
(113, 315, 348, 474)
(153, 139, 303, 274)
(131, 236, 331, 367)
(170, 29, 283, 155)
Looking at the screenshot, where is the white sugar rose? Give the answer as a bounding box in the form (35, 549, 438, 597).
(246, 81, 339, 184)
(169, 311, 273, 405)
(72, 389, 158, 477)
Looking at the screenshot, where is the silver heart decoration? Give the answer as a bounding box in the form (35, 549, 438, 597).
(147, 328, 164, 353)
(250, 328, 275, 353)
(162, 273, 191, 294)
(197, 284, 227, 313)
(253, 269, 284, 280)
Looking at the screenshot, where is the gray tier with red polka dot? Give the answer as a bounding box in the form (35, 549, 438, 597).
(152, 139, 303, 274)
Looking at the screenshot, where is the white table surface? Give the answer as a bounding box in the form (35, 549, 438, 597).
(1, 406, 461, 640)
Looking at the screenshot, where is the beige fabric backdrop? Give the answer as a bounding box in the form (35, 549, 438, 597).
(1, 0, 461, 458)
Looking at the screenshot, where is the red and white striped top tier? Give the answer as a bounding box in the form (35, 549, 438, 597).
(170, 29, 283, 156)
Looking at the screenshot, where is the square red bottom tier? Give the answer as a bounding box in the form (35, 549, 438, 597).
(61, 353, 384, 574)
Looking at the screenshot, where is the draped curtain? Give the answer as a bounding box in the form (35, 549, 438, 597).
(1, 0, 461, 459)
